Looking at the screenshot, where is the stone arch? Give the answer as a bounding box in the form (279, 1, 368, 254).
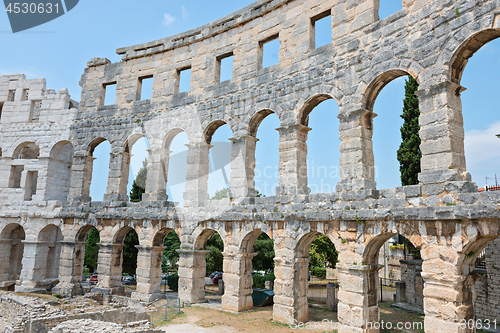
(162, 128, 185, 150)
(240, 228, 273, 253)
(13, 141, 40, 159)
(38, 224, 63, 280)
(0, 223, 25, 283)
(296, 91, 342, 127)
(448, 28, 500, 84)
(47, 140, 74, 201)
(75, 224, 99, 243)
(248, 109, 275, 137)
(459, 235, 500, 276)
(240, 102, 285, 135)
(152, 227, 174, 247)
(123, 133, 147, 153)
(203, 119, 234, 144)
(361, 69, 418, 112)
(191, 222, 227, 250)
(113, 225, 134, 244)
(87, 137, 108, 156)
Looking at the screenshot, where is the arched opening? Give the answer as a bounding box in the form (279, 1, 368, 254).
(89, 138, 111, 201)
(251, 110, 280, 196)
(13, 142, 39, 159)
(125, 135, 149, 202)
(78, 225, 100, 282)
(237, 229, 275, 310)
(206, 122, 232, 199)
(364, 232, 422, 306)
(194, 229, 225, 302)
(300, 96, 341, 194)
(0, 223, 25, 289)
(38, 225, 63, 282)
(165, 130, 189, 206)
(148, 228, 181, 295)
(47, 141, 74, 201)
(367, 71, 418, 189)
(455, 33, 500, 189)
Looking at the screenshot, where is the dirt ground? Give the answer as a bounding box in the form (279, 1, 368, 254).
(159, 302, 426, 333)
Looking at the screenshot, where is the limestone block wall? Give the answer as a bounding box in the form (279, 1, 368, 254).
(400, 259, 423, 307)
(474, 237, 500, 326)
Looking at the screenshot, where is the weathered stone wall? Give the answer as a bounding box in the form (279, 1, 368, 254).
(474, 237, 500, 328)
(400, 259, 423, 307)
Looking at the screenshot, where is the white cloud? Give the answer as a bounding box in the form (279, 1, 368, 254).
(162, 13, 177, 27)
(464, 121, 500, 168)
(181, 6, 188, 20)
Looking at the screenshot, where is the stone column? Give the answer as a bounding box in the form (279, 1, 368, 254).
(104, 152, 130, 201)
(421, 260, 475, 333)
(183, 142, 210, 207)
(336, 263, 380, 333)
(93, 243, 124, 293)
(229, 136, 258, 200)
(327, 282, 337, 311)
(273, 256, 310, 324)
(337, 109, 376, 191)
(131, 246, 165, 303)
(177, 249, 209, 304)
(68, 154, 94, 203)
(16, 241, 52, 292)
(143, 148, 169, 201)
(416, 80, 472, 186)
(221, 252, 256, 313)
(276, 124, 310, 195)
(52, 241, 86, 297)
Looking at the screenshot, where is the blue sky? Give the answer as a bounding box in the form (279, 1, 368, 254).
(1, 1, 499, 202)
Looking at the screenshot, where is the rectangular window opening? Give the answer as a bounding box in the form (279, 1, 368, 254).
(139, 76, 154, 100)
(8, 90, 16, 102)
(216, 53, 234, 83)
(103, 82, 117, 105)
(260, 35, 280, 69)
(24, 171, 38, 201)
(9, 166, 24, 189)
(379, 1, 403, 20)
(177, 67, 191, 93)
(312, 12, 332, 49)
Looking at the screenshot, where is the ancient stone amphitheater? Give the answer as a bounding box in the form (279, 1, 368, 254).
(1, 0, 500, 332)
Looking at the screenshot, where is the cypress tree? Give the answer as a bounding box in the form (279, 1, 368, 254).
(397, 76, 421, 186)
(129, 158, 147, 202)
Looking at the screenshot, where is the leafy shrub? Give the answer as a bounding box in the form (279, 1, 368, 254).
(310, 266, 326, 279)
(167, 272, 179, 291)
(252, 272, 275, 288)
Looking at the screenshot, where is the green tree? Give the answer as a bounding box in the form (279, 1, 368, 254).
(84, 228, 100, 273)
(252, 233, 275, 271)
(122, 229, 139, 275)
(211, 187, 266, 200)
(162, 231, 181, 272)
(397, 76, 421, 186)
(129, 158, 147, 202)
(206, 232, 224, 273)
(309, 234, 338, 269)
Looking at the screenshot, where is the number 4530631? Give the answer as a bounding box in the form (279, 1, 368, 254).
(6, 2, 60, 14)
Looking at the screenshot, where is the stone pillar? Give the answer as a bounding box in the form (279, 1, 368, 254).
(276, 124, 310, 195)
(395, 281, 407, 303)
(183, 142, 210, 207)
(93, 243, 124, 293)
(327, 282, 337, 311)
(273, 256, 310, 324)
(336, 263, 380, 333)
(218, 279, 225, 295)
(265, 280, 274, 290)
(416, 81, 473, 186)
(421, 262, 475, 333)
(221, 252, 256, 313)
(143, 148, 169, 201)
(68, 154, 94, 203)
(229, 136, 258, 200)
(16, 241, 53, 292)
(177, 249, 209, 304)
(0, 239, 13, 282)
(337, 109, 376, 191)
(131, 245, 165, 303)
(104, 151, 130, 201)
(53, 241, 86, 297)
